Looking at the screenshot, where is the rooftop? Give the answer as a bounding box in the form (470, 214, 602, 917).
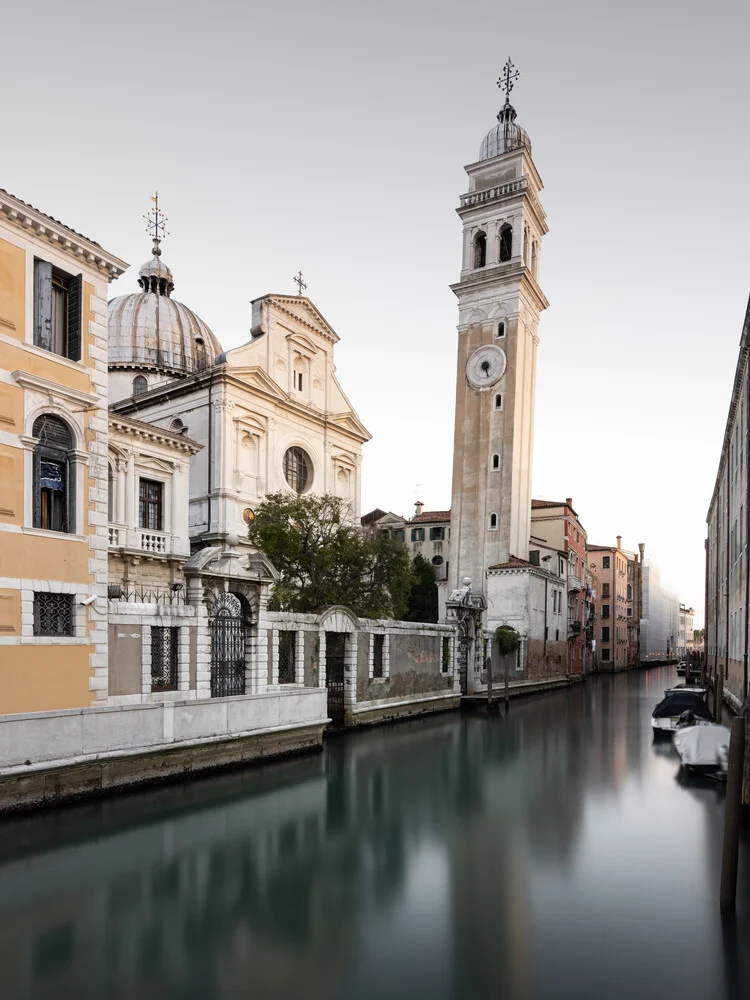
(412, 510, 451, 524)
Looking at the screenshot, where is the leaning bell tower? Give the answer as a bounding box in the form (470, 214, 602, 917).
(448, 60, 549, 596)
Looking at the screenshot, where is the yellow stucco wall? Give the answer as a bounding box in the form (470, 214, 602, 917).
(0, 646, 93, 714)
(0, 238, 24, 341)
(0, 444, 23, 524)
(0, 589, 20, 635)
(0, 531, 91, 583)
(0, 340, 93, 394)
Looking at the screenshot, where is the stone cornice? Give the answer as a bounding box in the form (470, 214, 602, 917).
(12, 370, 99, 408)
(109, 415, 202, 455)
(0, 190, 128, 280)
(266, 296, 340, 344)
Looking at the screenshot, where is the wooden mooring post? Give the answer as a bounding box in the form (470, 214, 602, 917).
(715, 671, 724, 724)
(720, 715, 746, 912)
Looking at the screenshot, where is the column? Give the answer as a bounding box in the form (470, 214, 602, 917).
(116, 459, 126, 524)
(125, 451, 136, 529)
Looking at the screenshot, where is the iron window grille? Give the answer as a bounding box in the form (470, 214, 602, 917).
(151, 626, 179, 690)
(278, 630, 296, 684)
(373, 634, 384, 678)
(442, 636, 451, 673)
(34, 593, 74, 637)
(139, 478, 163, 531)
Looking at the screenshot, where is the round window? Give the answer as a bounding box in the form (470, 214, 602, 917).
(283, 447, 312, 494)
(432, 556, 444, 566)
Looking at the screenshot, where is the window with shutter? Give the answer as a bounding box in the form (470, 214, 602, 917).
(34, 260, 53, 352)
(66, 273, 82, 361)
(139, 479, 163, 530)
(32, 414, 74, 533)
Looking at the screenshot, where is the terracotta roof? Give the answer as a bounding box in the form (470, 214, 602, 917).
(411, 510, 451, 524)
(587, 544, 616, 552)
(488, 556, 534, 570)
(1, 186, 104, 249)
(531, 499, 568, 509)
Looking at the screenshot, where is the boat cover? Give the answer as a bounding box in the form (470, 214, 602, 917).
(652, 692, 712, 720)
(674, 724, 731, 767)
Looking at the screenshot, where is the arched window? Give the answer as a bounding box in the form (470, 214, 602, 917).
(496, 321, 505, 338)
(494, 393, 503, 410)
(499, 225, 513, 263)
(32, 414, 74, 533)
(473, 231, 487, 269)
(133, 375, 148, 396)
(492, 454, 500, 470)
(489, 513, 498, 530)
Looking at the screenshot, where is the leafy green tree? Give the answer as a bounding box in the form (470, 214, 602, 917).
(247, 492, 411, 619)
(404, 554, 439, 623)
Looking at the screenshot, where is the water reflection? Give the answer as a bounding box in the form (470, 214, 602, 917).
(0, 669, 747, 1000)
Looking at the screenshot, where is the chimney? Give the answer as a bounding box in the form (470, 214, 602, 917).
(415, 500, 424, 517)
(566, 497, 573, 508)
(616, 535, 622, 550)
(638, 542, 645, 562)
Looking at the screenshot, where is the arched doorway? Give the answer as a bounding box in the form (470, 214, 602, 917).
(209, 593, 248, 697)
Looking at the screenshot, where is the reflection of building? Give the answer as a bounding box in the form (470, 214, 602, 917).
(0, 188, 127, 714)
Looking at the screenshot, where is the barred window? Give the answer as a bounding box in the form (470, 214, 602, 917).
(442, 636, 451, 673)
(278, 630, 296, 684)
(151, 626, 179, 690)
(34, 593, 74, 637)
(373, 634, 384, 678)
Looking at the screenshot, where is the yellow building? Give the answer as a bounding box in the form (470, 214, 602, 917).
(0, 188, 127, 714)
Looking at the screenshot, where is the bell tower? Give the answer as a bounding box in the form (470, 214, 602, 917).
(448, 61, 549, 596)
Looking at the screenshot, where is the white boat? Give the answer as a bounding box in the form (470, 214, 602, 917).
(651, 691, 713, 736)
(674, 724, 731, 775)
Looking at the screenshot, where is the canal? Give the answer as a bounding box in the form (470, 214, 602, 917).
(0, 668, 748, 1000)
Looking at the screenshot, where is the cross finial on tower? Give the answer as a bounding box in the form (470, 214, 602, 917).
(143, 192, 169, 257)
(292, 270, 307, 296)
(497, 57, 520, 102)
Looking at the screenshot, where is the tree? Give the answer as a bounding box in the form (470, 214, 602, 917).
(693, 628, 705, 643)
(247, 492, 411, 619)
(405, 554, 439, 623)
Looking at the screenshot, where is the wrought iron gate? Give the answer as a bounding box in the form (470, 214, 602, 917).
(209, 593, 247, 698)
(326, 631, 346, 724)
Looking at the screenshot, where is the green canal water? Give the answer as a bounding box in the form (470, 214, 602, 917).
(0, 668, 748, 1000)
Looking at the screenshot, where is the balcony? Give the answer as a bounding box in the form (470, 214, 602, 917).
(108, 525, 173, 557)
(567, 574, 582, 593)
(567, 618, 582, 637)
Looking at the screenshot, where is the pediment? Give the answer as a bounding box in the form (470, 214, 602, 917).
(285, 331, 319, 356)
(267, 296, 340, 344)
(328, 411, 371, 441)
(228, 366, 287, 400)
(137, 456, 175, 475)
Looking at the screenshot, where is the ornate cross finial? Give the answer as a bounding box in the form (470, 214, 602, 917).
(144, 192, 169, 257)
(497, 58, 520, 102)
(292, 270, 307, 296)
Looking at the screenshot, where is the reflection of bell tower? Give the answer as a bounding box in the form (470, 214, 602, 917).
(448, 60, 549, 595)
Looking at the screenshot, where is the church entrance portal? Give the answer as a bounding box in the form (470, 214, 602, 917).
(209, 593, 247, 698)
(325, 632, 346, 724)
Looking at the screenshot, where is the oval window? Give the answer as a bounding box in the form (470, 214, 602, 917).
(432, 556, 444, 566)
(283, 447, 312, 494)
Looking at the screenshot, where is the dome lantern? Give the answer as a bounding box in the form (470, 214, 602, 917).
(478, 57, 532, 161)
(107, 195, 223, 377)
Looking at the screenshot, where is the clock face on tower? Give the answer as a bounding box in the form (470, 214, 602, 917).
(466, 344, 507, 389)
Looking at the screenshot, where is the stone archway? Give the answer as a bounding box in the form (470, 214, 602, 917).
(316, 606, 361, 725)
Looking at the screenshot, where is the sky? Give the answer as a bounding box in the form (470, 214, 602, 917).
(4, 0, 750, 625)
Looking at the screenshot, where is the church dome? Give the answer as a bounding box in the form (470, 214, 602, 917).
(108, 246, 222, 375)
(479, 101, 531, 161)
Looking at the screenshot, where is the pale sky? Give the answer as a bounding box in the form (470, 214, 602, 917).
(4, 0, 749, 625)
